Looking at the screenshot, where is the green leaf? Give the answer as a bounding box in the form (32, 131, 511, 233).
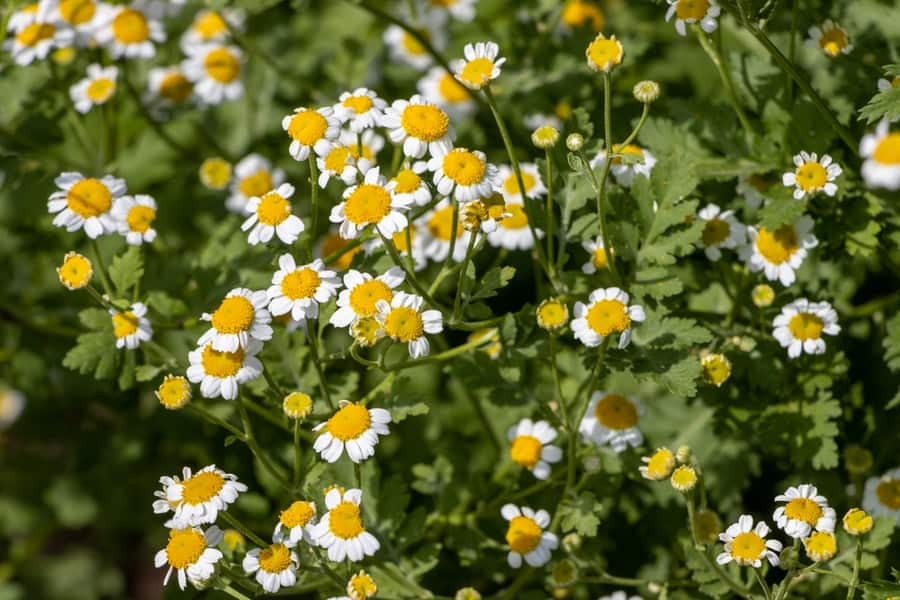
(108, 246, 144, 297)
(78, 308, 109, 330)
(557, 491, 602, 537)
(135, 364, 164, 382)
(681, 540, 731, 598)
(758, 193, 807, 231)
(883, 312, 900, 372)
(63, 331, 118, 380)
(859, 71, 900, 124)
(146, 290, 188, 317)
(470, 266, 516, 301)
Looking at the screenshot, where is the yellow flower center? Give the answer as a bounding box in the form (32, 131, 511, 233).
(200, 344, 245, 377)
(804, 531, 837, 560)
(503, 171, 536, 196)
(675, 0, 710, 20)
(755, 225, 799, 265)
(112, 8, 149, 43)
(784, 497, 824, 525)
(287, 110, 328, 146)
(873, 133, 900, 165)
(819, 27, 849, 57)
(843, 508, 874, 534)
(182, 470, 226, 505)
(280, 268, 320, 301)
(537, 301, 568, 329)
(427, 204, 463, 241)
(671, 465, 698, 490)
(66, 178, 112, 218)
(326, 403, 371, 441)
(610, 143, 644, 165)
(788, 312, 824, 341)
(112, 311, 139, 339)
(645, 448, 675, 479)
(258, 543, 292, 573)
(438, 73, 470, 103)
(321, 233, 361, 270)
(392, 168, 421, 193)
(223, 529, 245, 551)
(256, 191, 291, 226)
(127, 205, 156, 233)
(352, 317, 382, 347)
(701, 354, 731, 387)
(204, 47, 240, 83)
(498, 204, 529, 229)
(585, 299, 631, 336)
(730, 532, 765, 563)
(211, 296, 255, 334)
(324, 146, 354, 173)
(165, 529, 206, 569)
(60, 0, 95, 25)
(280, 501, 315, 528)
(159, 72, 192, 103)
(52, 46, 76, 64)
(194, 11, 227, 40)
(17, 22, 56, 46)
(349, 572, 378, 599)
(876, 478, 900, 509)
(562, 0, 604, 31)
(343, 95, 374, 114)
(401, 31, 426, 55)
(459, 57, 495, 88)
(344, 184, 392, 226)
(238, 169, 272, 199)
(349, 280, 392, 317)
(283, 392, 312, 419)
(384, 306, 424, 342)
(85, 77, 115, 103)
(58, 253, 92, 289)
(505, 516, 542, 554)
(328, 501, 365, 539)
(795, 161, 828, 191)
(594, 393, 638, 429)
(157, 376, 190, 409)
(400, 104, 449, 141)
(702, 218, 730, 246)
(510, 435, 543, 468)
(592, 247, 608, 269)
(586, 37, 623, 70)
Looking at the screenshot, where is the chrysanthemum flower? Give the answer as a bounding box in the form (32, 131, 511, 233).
(741, 216, 818, 287)
(772, 298, 840, 358)
(736, 174, 772, 209)
(453, 41, 505, 90)
(199, 289, 272, 352)
(782, 151, 842, 200)
(581, 236, 608, 274)
(863, 468, 900, 524)
(716, 515, 782, 568)
(860, 120, 900, 190)
(752, 284, 775, 308)
(536, 299, 569, 332)
(94, 3, 164, 59)
(585, 33, 623, 72)
(146, 66, 194, 106)
(4, 4, 73, 65)
(572, 287, 646, 348)
(420, 199, 473, 263)
(330, 166, 412, 239)
(696, 203, 746, 261)
(180, 9, 242, 50)
(803, 531, 837, 562)
(579, 391, 643, 452)
(497, 163, 546, 204)
(267, 255, 340, 322)
(531, 125, 561, 149)
(69, 63, 117, 114)
(375, 292, 443, 359)
(486, 199, 542, 251)
(187, 340, 263, 400)
(671, 465, 698, 492)
(346, 570, 378, 600)
(283, 392, 313, 420)
(842, 508, 874, 536)
(507, 419, 562, 480)
(418, 66, 474, 120)
(243, 540, 299, 593)
(312, 487, 380, 562)
(155, 525, 223, 591)
(701, 353, 731, 387)
(773, 484, 836, 539)
(640, 447, 675, 480)
(559, 0, 605, 34)
(274, 500, 317, 547)
(316, 141, 365, 189)
(112, 194, 157, 245)
(500, 504, 558, 568)
(110, 302, 153, 349)
(807, 20, 852, 57)
(282, 106, 341, 162)
(182, 44, 244, 105)
(666, 0, 720, 36)
(313, 401, 392, 463)
(48, 172, 125, 238)
(227, 154, 285, 215)
(590, 144, 657, 187)
(49, 0, 103, 44)
(334, 87, 387, 132)
(460, 193, 509, 234)
(242, 183, 305, 245)
(383, 18, 446, 70)
(156, 375, 191, 410)
(383, 95, 455, 159)
(330, 267, 405, 329)
(387, 161, 432, 207)
(159, 465, 248, 528)
(57, 251, 92, 290)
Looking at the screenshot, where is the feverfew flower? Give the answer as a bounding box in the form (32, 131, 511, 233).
(535, 299, 569, 332)
(47, 172, 125, 238)
(387, 161, 432, 207)
(741, 216, 818, 287)
(716, 515, 782, 568)
(112, 194, 157, 245)
(773, 484, 836, 539)
(581, 236, 608, 274)
(316, 137, 370, 189)
(187, 340, 263, 400)
(803, 531, 837, 562)
(453, 41, 505, 90)
(863, 468, 900, 524)
(199, 289, 272, 352)
(5, 4, 73, 66)
(146, 66, 194, 107)
(267, 255, 340, 322)
(585, 33, 623, 72)
(330, 267, 405, 329)
(772, 299, 840, 358)
(497, 163, 546, 203)
(69, 64, 117, 113)
(383, 16, 446, 71)
(640, 447, 676, 481)
(313, 401, 392, 463)
(330, 166, 412, 239)
(48, 0, 103, 43)
(572, 287, 646, 349)
(346, 570, 378, 600)
(807, 20, 852, 57)
(110, 302, 153, 349)
(860, 120, 900, 190)
(843, 508, 874, 536)
(559, 0, 605, 34)
(696, 203, 745, 261)
(666, 0, 720, 36)
(486, 199, 541, 251)
(878, 77, 900, 91)
(282, 106, 341, 162)
(57, 251, 92, 290)
(334, 88, 387, 132)
(155, 526, 223, 591)
(158, 465, 248, 528)
(579, 391, 643, 453)
(180, 9, 241, 50)
(382, 95, 454, 159)
(243, 541, 299, 593)
(376, 292, 443, 359)
(418, 66, 475, 120)
(500, 504, 558, 568)
(227, 154, 285, 215)
(429, 147, 498, 203)
(182, 44, 244, 105)
(94, 3, 164, 59)
(242, 183, 305, 245)
(274, 500, 317, 547)
(507, 419, 562, 480)
(156, 375, 191, 410)
(782, 151, 842, 200)
(312, 488, 380, 562)
(590, 144, 657, 187)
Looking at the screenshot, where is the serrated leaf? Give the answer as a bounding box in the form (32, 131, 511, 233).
(108, 246, 144, 296)
(135, 364, 164, 382)
(78, 307, 110, 330)
(146, 290, 187, 317)
(759, 196, 807, 230)
(681, 540, 731, 598)
(883, 313, 900, 372)
(558, 491, 601, 537)
(63, 331, 118, 380)
(470, 266, 515, 301)
(859, 79, 900, 124)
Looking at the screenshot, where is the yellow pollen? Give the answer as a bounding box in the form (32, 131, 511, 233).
(328, 501, 365, 539)
(58, 252, 92, 289)
(586, 36, 623, 71)
(788, 312, 824, 341)
(343, 95, 374, 114)
(321, 233, 361, 270)
(804, 531, 837, 561)
(503, 171, 536, 196)
(643, 448, 675, 480)
(256, 192, 291, 226)
(401, 31, 426, 55)
(84, 77, 115, 103)
(873, 133, 900, 165)
(459, 57, 495, 88)
(127, 205, 156, 233)
(344, 184, 392, 226)
(594, 393, 638, 429)
(701, 354, 731, 387)
(819, 27, 849, 57)
(349, 280, 392, 316)
(562, 0, 604, 31)
(498, 204, 529, 229)
(876, 478, 900, 510)
(384, 306, 424, 342)
(427, 204, 463, 241)
(730, 532, 765, 563)
(325, 403, 371, 441)
(157, 375, 191, 409)
(258, 543, 292, 573)
(400, 104, 449, 141)
(755, 225, 799, 264)
(194, 11, 227, 40)
(281, 268, 321, 300)
(16, 22, 55, 46)
(165, 529, 206, 569)
(510, 435, 543, 469)
(280, 501, 316, 528)
(392, 169, 421, 193)
(238, 169, 272, 199)
(204, 47, 240, 83)
(66, 178, 112, 218)
(784, 497, 824, 525)
(111, 8, 149, 43)
(348, 571, 377, 599)
(181, 470, 226, 505)
(283, 392, 312, 419)
(324, 146, 353, 173)
(287, 110, 328, 146)
(351, 317, 382, 347)
(701, 218, 730, 246)
(159, 72, 192, 103)
(112, 311, 139, 339)
(675, 0, 710, 20)
(506, 516, 542, 554)
(670, 465, 698, 491)
(200, 344, 245, 378)
(843, 508, 874, 534)
(537, 300, 568, 329)
(585, 299, 631, 336)
(610, 143, 644, 165)
(795, 161, 828, 191)
(211, 296, 255, 334)
(438, 73, 470, 103)
(59, 0, 96, 25)
(592, 247, 608, 269)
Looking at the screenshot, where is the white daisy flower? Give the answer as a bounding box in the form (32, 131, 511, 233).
(462, 192, 511, 234)
(4, 3, 73, 66)
(571, 287, 646, 349)
(428, 147, 498, 203)
(383, 16, 446, 70)
(330, 166, 412, 240)
(266, 255, 340, 322)
(312, 488, 380, 562)
(665, 0, 720, 36)
(497, 163, 546, 204)
(316, 136, 371, 189)
(773, 484, 837, 539)
(334, 87, 387, 132)
(47, 0, 102, 45)
(806, 20, 853, 57)
(382, 95, 455, 159)
(243, 541, 299, 594)
(507, 419, 563, 480)
(227, 153, 285, 215)
(7, 3, 41, 33)
(716, 515, 783, 568)
(581, 236, 608, 274)
(94, 3, 164, 59)
(782, 151, 842, 200)
(112, 194, 157, 246)
(155, 525, 223, 591)
(282, 106, 341, 162)
(180, 9, 242, 51)
(110, 302, 152, 349)
(420, 199, 473, 263)
(330, 267, 405, 328)
(417, 66, 475, 121)
(313, 401, 392, 464)
(375, 292, 443, 359)
(590, 144, 657, 187)
(486, 199, 541, 251)
(453, 41, 505, 90)
(741, 216, 818, 287)
(0, 388, 26, 430)
(186, 339, 263, 401)
(736, 174, 772, 209)
(47, 171, 125, 238)
(772, 298, 840, 358)
(863, 468, 900, 524)
(500, 504, 558, 568)
(273, 500, 318, 548)
(199, 288, 272, 352)
(696, 203, 746, 261)
(159, 465, 248, 528)
(242, 183, 305, 245)
(427, 0, 477, 21)
(860, 120, 900, 191)
(145, 65, 194, 107)
(878, 77, 900, 91)
(182, 43, 244, 105)
(387, 161, 432, 207)
(578, 391, 643, 453)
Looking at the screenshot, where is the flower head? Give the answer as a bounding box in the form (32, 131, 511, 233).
(633, 80, 661, 104)
(752, 284, 775, 308)
(242, 183, 305, 245)
(69, 63, 117, 114)
(863, 468, 900, 524)
(572, 287, 646, 349)
(772, 298, 840, 358)
(701, 353, 732, 387)
(330, 267, 405, 329)
(666, 0, 720, 36)
(453, 41, 505, 90)
(807, 20, 852, 57)
(227, 154, 284, 214)
(283, 392, 313, 420)
(382, 95, 455, 159)
(5, 4, 74, 66)
(95, 4, 165, 59)
(311, 487, 380, 562)
(57, 251, 93, 290)
(375, 292, 443, 359)
(500, 504, 559, 568)
(671, 465, 698, 492)
(782, 152, 842, 200)
(199, 288, 273, 352)
(803, 531, 837, 562)
(267, 255, 340, 322)
(156, 375, 192, 410)
(585, 33, 623, 72)
(497, 163, 546, 204)
(334, 87, 387, 132)
(313, 401, 392, 463)
(842, 508, 874, 536)
(154, 525, 223, 591)
(773, 484, 836, 538)
(347, 570, 378, 600)
(282, 106, 341, 162)
(639, 447, 675, 481)
(741, 216, 818, 287)
(48, 172, 126, 238)
(331, 166, 412, 239)
(536, 299, 569, 332)
(507, 419, 563, 480)
(532, 126, 560, 149)
(274, 500, 318, 547)
(590, 144, 657, 187)
(486, 199, 542, 251)
(860, 120, 900, 191)
(182, 44, 244, 105)
(579, 391, 643, 452)
(243, 541, 299, 593)
(112, 194, 158, 246)
(110, 302, 153, 349)
(696, 204, 746, 261)
(716, 515, 782, 568)
(186, 340, 263, 400)
(428, 147, 499, 203)
(156, 465, 248, 528)
(418, 66, 475, 120)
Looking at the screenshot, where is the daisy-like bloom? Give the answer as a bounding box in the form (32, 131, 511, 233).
(640, 447, 676, 481)
(112, 194, 157, 245)
(736, 174, 773, 209)
(155, 525, 223, 591)
(716, 515, 782, 568)
(57, 251, 92, 290)
(571, 287, 646, 349)
(47, 172, 125, 239)
(741, 216, 818, 287)
(453, 41, 505, 90)
(317, 139, 368, 189)
(0, 388, 26, 430)
(227, 154, 285, 215)
(345, 570, 377, 600)
(701, 352, 732, 387)
(351, 317, 385, 348)
(420, 199, 473, 263)
(69, 63, 116, 114)
(7, 3, 40, 33)
(671, 465, 699, 492)
(782, 151, 842, 200)
(590, 144, 657, 187)
(507, 419, 562, 480)
(383, 95, 454, 159)
(666, 0, 720, 36)
(500, 504, 558, 568)
(427, 0, 477, 21)
(330, 267, 405, 329)
(578, 391, 643, 452)
(48, 0, 102, 44)
(387, 161, 432, 207)
(283, 392, 313, 421)
(598, 592, 642, 600)
(242, 183, 305, 245)
(156, 375, 191, 410)
(4, 4, 73, 66)
(878, 76, 900, 91)
(772, 298, 840, 358)
(312, 487, 380, 562)
(243, 540, 299, 593)
(585, 33, 623, 72)
(417, 66, 475, 121)
(773, 484, 837, 539)
(807, 20, 852, 57)
(110, 302, 152, 350)
(180, 9, 242, 50)
(375, 292, 443, 359)
(334, 88, 387, 132)
(274, 500, 317, 547)
(313, 401, 392, 463)
(559, 0, 605, 34)
(860, 120, 900, 191)
(383, 18, 446, 70)
(200, 289, 272, 352)
(94, 3, 164, 59)
(581, 236, 608, 274)
(842, 508, 874, 536)
(199, 157, 231, 190)
(282, 106, 341, 162)
(696, 203, 746, 261)
(161, 465, 248, 528)
(182, 44, 244, 105)
(186, 339, 263, 400)
(460, 192, 509, 234)
(497, 164, 546, 204)
(267, 255, 340, 322)
(803, 531, 837, 562)
(330, 166, 412, 239)
(863, 468, 900, 524)
(486, 199, 542, 251)
(146, 66, 194, 107)
(536, 298, 569, 332)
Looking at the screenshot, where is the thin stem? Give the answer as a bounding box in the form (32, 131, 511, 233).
(292, 418, 302, 488)
(237, 394, 292, 490)
(452, 232, 479, 320)
(619, 102, 651, 148)
(223, 585, 253, 600)
(547, 335, 568, 430)
(188, 404, 246, 441)
(576, 146, 618, 284)
(544, 148, 555, 270)
(219, 510, 267, 547)
(382, 330, 493, 371)
(846, 539, 862, 600)
(88, 238, 115, 296)
(754, 570, 772, 600)
(307, 155, 320, 262)
(694, 26, 755, 141)
(306, 324, 334, 409)
(377, 230, 442, 308)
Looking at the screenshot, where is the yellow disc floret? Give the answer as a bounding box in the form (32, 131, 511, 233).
(400, 104, 449, 141)
(204, 47, 240, 83)
(165, 528, 206, 569)
(211, 296, 255, 334)
(509, 435, 542, 469)
(112, 8, 149, 43)
(181, 470, 226, 505)
(755, 225, 799, 265)
(326, 403, 371, 441)
(156, 375, 191, 410)
(200, 344, 245, 377)
(57, 251, 92, 290)
(67, 178, 112, 218)
(585, 300, 630, 336)
(506, 516, 542, 554)
(344, 184, 392, 226)
(328, 501, 365, 539)
(384, 306, 424, 342)
(258, 543, 292, 573)
(594, 393, 638, 430)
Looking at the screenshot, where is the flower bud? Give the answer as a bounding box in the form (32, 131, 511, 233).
(633, 80, 661, 103)
(844, 445, 873, 476)
(455, 588, 481, 600)
(566, 133, 584, 152)
(551, 559, 578, 587)
(670, 465, 698, 492)
(701, 353, 731, 387)
(843, 508, 874, 536)
(532, 125, 560, 149)
(752, 284, 775, 308)
(562, 532, 582, 553)
(283, 392, 312, 420)
(156, 375, 192, 410)
(676, 445, 692, 464)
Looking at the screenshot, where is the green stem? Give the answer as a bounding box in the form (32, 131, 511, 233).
(846, 539, 862, 599)
(306, 325, 333, 409)
(219, 510, 267, 547)
(237, 394, 292, 490)
(544, 148, 555, 269)
(452, 232, 479, 320)
(88, 238, 115, 297)
(222, 585, 253, 600)
(547, 335, 569, 430)
(754, 569, 772, 600)
(188, 404, 246, 441)
(694, 26, 755, 141)
(382, 330, 493, 371)
(576, 146, 618, 284)
(307, 155, 319, 262)
(377, 230, 441, 308)
(292, 418, 302, 487)
(620, 102, 651, 148)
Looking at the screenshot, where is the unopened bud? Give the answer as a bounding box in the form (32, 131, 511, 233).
(566, 133, 584, 152)
(633, 80, 661, 104)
